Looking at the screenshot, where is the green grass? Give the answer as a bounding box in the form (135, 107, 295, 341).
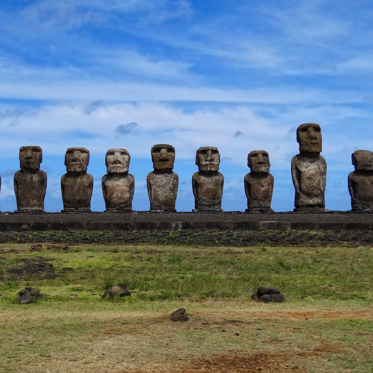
(0, 244, 373, 372)
(1, 244, 373, 303)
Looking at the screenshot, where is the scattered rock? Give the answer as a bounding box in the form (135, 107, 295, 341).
(15, 287, 42, 304)
(102, 283, 130, 299)
(170, 308, 189, 322)
(70, 294, 79, 297)
(251, 292, 259, 300)
(254, 286, 285, 303)
(272, 293, 285, 302)
(259, 294, 271, 303)
(257, 286, 280, 297)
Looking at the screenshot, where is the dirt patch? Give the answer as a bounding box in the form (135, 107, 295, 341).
(6, 256, 60, 279)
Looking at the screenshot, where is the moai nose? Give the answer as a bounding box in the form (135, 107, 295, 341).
(25, 149, 33, 159)
(206, 150, 213, 161)
(160, 148, 169, 160)
(308, 127, 316, 139)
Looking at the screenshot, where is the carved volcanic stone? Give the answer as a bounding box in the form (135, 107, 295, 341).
(192, 147, 224, 211)
(291, 123, 326, 212)
(14, 146, 47, 212)
(61, 147, 93, 212)
(147, 144, 178, 211)
(348, 150, 373, 211)
(245, 150, 274, 212)
(102, 148, 134, 211)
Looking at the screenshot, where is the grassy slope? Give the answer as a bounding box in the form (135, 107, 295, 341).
(0, 244, 373, 372)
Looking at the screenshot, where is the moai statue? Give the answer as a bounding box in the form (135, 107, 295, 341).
(14, 146, 47, 212)
(147, 144, 178, 211)
(348, 150, 373, 211)
(291, 123, 327, 212)
(61, 147, 93, 212)
(102, 148, 135, 211)
(192, 147, 224, 212)
(245, 150, 274, 213)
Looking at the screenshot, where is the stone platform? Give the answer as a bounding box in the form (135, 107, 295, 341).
(0, 211, 372, 231)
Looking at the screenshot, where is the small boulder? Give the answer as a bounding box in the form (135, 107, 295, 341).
(120, 289, 131, 297)
(259, 294, 271, 303)
(18, 289, 32, 304)
(170, 308, 189, 322)
(257, 286, 280, 297)
(251, 292, 259, 300)
(272, 293, 285, 303)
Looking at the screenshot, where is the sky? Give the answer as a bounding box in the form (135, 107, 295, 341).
(1, 0, 373, 212)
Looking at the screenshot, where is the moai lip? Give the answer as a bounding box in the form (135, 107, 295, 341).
(147, 144, 178, 211)
(192, 146, 224, 212)
(61, 147, 93, 212)
(102, 148, 135, 212)
(292, 124, 327, 212)
(349, 150, 373, 211)
(14, 146, 47, 213)
(245, 150, 274, 213)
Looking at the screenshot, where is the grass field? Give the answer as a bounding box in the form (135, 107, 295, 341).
(1, 243, 372, 372)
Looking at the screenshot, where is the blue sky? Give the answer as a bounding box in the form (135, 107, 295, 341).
(1, 0, 373, 212)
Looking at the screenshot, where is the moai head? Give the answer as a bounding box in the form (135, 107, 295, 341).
(65, 147, 89, 172)
(105, 148, 130, 173)
(196, 147, 220, 172)
(20, 146, 42, 171)
(248, 150, 270, 173)
(352, 150, 373, 171)
(151, 144, 175, 170)
(296, 123, 322, 153)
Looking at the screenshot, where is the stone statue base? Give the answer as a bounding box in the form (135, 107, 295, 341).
(150, 209, 176, 213)
(104, 208, 132, 213)
(193, 209, 222, 213)
(351, 206, 373, 212)
(294, 206, 325, 213)
(62, 208, 91, 213)
(15, 208, 44, 213)
(245, 207, 273, 213)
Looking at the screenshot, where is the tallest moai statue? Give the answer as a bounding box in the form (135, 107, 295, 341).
(291, 123, 327, 212)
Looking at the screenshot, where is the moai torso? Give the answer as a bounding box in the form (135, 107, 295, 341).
(192, 147, 224, 211)
(244, 150, 274, 212)
(14, 146, 47, 212)
(192, 171, 224, 210)
(61, 173, 93, 210)
(291, 154, 326, 208)
(291, 123, 327, 211)
(102, 149, 135, 211)
(245, 173, 274, 210)
(147, 144, 178, 211)
(14, 170, 47, 211)
(61, 147, 93, 212)
(348, 150, 373, 211)
(147, 171, 178, 211)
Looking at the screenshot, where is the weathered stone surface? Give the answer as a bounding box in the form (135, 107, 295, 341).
(147, 144, 178, 211)
(245, 150, 274, 212)
(259, 294, 271, 303)
(251, 292, 259, 300)
(192, 147, 224, 211)
(14, 146, 47, 212)
(272, 293, 285, 302)
(17, 289, 32, 304)
(102, 149, 135, 211)
(61, 147, 93, 212)
(102, 283, 129, 298)
(292, 123, 326, 212)
(170, 308, 189, 322)
(348, 150, 373, 211)
(257, 286, 280, 297)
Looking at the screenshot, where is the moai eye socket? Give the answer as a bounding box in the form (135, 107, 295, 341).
(153, 148, 161, 153)
(107, 152, 115, 156)
(263, 153, 268, 158)
(251, 153, 258, 157)
(212, 150, 218, 155)
(313, 127, 321, 132)
(300, 128, 308, 133)
(168, 148, 175, 154)
(66, 150, 74, 154)
(199, 150, 207, 155)
(80, 149, 88, 154)
(120, 151, 128, 156)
